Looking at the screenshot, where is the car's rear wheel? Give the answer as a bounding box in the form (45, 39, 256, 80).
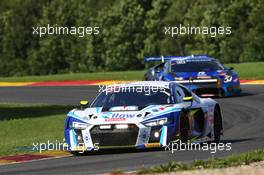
(179, 111, 189, 143)
(213, 107, 221, 143)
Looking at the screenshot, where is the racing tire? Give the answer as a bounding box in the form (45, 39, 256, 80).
(70, 151, 84, 156)
(213, 107, 221, 143)
(179, 111, 189, 143)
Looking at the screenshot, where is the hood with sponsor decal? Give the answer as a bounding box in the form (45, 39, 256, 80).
(67, 104, 183, 125)
(174, 71, 219, 80)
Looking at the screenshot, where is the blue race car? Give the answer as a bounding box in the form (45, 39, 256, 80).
(144, 55, 241, 97)
(64, 81, 223, 154)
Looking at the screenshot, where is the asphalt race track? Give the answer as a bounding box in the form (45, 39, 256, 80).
(0, 85, 263, 175)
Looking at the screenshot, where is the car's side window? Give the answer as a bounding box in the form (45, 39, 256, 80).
(163, 61, 170, 73)
(173, 86, 185, 103)
(179, 86, 192, 97)
(154, 63, 164, 72)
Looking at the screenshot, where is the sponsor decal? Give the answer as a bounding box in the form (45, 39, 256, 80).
(233, 77, 239, 82)
(145, 143, 161, 148)
(141, 130, 147, 139)
(197, 72, 212, 79)
(198, 72, 207, 76)
(85, 136, 89, 141)
(197, 76, 212, 79)
(101, 115, 109, 119)
(101, 113, 136, 121)
(159, 107, 165, 111)
(105, 118, 126, 122)
(152, 108, 159, 112)
(111, 113, 135, 118)
(176, 60, 186, 64)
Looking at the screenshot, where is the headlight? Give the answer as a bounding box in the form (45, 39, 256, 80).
(217, 78, 222, 87)
(175, 77, 184, 81)
(115, 124, 129, 129)
(143, 118, 168, 127)
(71, 122, 89, 130)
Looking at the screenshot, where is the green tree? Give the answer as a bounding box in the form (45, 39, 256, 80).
(96, 0, 147, 70)
(240, 0, 264, 62)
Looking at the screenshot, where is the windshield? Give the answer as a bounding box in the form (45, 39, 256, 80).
(91, 87, 171, 110)
(171, 60, 224, 72)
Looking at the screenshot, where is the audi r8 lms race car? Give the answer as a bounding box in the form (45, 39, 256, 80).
(64, 81, 223, 154)
(144, 55, 241, 97)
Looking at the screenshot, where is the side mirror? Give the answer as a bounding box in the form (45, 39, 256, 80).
(183, 96, 193, 102)
(80, 100, 89, 107)
(151, 69, 155, 76)
(155, 69, 161, 73)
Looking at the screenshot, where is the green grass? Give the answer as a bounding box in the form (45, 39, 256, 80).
(0, 103, 73, 156)
(111, 169, 124, 174)
(0, 62, 262, 82)
(225, 62, 264, 80)
(0, 71, 145, 82)
(138, 149, 264, 174)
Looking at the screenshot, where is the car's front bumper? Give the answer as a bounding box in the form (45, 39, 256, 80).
(65, 123, 174, 152)
(174, 79, 241, 97)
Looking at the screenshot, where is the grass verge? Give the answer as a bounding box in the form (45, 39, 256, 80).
(0, 103, 73, 156)
(225, 62, 264, 80)
(138, 149, 264, 174)
(0, 62, 263, 82)
(0, 70, 145, 82)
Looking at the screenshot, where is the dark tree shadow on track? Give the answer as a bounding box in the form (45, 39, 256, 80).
(74, 147, 163, 156)
(208, 91, 256, 99)
(0, 104, 75, 120)
(225, 92, 256, 98)
(221, 137, 257, 144)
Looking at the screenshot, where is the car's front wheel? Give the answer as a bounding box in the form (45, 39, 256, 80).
(213, 107, 221, 143)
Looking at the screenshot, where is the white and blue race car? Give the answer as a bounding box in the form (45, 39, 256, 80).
(64, 81, 223, 154)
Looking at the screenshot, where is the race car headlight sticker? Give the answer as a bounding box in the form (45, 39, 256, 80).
(175, 77, 184, 81)
(99, 125, 112, 130)
(115, 124, 129, 129)
(224, 75, 232, 83)
(143, 118, 168, 127)
(71, 122, 89, 130)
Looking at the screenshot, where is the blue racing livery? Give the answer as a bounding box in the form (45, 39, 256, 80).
(144, 55, 241, 97)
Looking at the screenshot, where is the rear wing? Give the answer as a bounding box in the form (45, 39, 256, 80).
(144, 55, 213, 63)
(144, 56, 184, 63)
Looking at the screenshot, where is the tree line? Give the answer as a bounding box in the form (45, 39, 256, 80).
(0, 0, 263, 76)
